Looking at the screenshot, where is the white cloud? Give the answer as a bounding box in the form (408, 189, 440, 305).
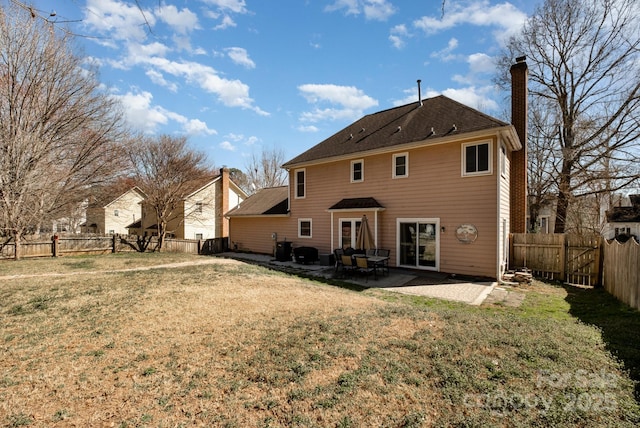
(184, 119, 217, 136)
(431, 38, 459, 62)
(146, 69, 178, 92)
(84, 0, 154, 45)
(214, 15, 237, 30)
(413, 1, 527, 46)
(203, 0, 248, 14)
(245, 136, 259, 145)
(452, 53, 497, 85)
(363, 0, 396, 20)
(219, 141, 237, 151)
(393, 84, 499, 112)
(389, 24, 409, 49)
(297, 125, 320, 133)
(467, 52, 495, 74)
(298, 84, 378, 123)
(115, 91, 217, 136)
(156, 4, 199, 34)
(124, 55, 267, 115)
(226, 47, 256, 69)
(325, 0, 396, 21)
(115, 91, 170, 132)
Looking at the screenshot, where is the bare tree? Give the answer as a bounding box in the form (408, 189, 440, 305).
(527, 99, 562, 232)
(127, 135, 213, 251)
(0, 4, 127, 257)
(498, 0, 640, 233)
(244, 147, 288, 194)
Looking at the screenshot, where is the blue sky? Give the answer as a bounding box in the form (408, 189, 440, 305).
(20, 0, 536, 170)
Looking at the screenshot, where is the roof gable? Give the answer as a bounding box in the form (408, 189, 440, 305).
(283, 96, 510, 167)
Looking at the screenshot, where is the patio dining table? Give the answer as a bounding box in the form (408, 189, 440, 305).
(361, 255, 389, 276)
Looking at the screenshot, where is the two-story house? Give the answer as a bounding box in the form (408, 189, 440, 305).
(82, 186, 146, 235)
(604, 195, 640, 242)
(129, 168, 247, 241)
(227, 59, 528, 279)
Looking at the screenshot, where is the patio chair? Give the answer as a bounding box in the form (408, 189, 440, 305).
(366, 248, 377, 256)
(340, 254, 357, 278)
(334, 248, 344, 273)
(355, 255, 376, 282)
(377, 249, 390, 275)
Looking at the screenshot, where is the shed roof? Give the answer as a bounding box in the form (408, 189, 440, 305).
(328, 197, 385, 211)
(225, 186, 289, 217)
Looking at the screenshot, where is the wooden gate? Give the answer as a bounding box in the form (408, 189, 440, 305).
(510, 234, 602, 286)
(565, 235, 601, 287)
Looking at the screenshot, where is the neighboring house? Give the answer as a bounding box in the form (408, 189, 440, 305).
(526, 199, 555, 234)
(603, 194, 640, 241)
(227, 60, 529, 279)
(130, 168, 247, 241)
(82, 187, 146, 235)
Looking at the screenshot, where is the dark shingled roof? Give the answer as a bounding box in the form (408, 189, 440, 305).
(225, 186, 289, 217)
(328, 197, 384, 210)
(606, 195, 640, 222)
(283, 96, 510, 167)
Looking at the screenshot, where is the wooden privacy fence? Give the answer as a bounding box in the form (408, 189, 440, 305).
(602, 239, 640, 310)
(510, 233, 602, 287)
(0, 235, 202, 259)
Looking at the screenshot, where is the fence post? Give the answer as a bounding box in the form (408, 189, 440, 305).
(197, 239, 202, 255)
(52, 234, 59, 257)
(112, 234, 117, 253)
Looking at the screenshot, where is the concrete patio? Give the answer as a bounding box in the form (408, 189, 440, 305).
(217, 252, 498, 306)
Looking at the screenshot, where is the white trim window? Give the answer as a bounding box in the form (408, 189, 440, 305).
(393, 152, 408, 178)
(462, 141, 492, 176)
(351, 159, 364, 183)
(194, 202, 203, 214)
(298, 218, 312, 238)
(295, 168, 306, 199)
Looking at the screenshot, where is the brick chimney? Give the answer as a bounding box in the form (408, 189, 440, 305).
(220, 167, 230, 238)
(510, 56, 528, 234)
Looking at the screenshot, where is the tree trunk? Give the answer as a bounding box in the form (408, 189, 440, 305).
(554, 159, 573, 233)
(14, 233, 21, 260)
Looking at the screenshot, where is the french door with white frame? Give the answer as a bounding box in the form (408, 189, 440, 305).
(340, 218, 361, 249)
(397, 218, 439, 270)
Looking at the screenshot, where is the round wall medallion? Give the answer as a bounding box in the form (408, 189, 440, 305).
(455, 224, 478, 243)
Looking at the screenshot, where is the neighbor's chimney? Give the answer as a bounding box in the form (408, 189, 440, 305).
(417, 79, 423, 106)
(510, 56, 528, 234)
(220, 167, 230, 238)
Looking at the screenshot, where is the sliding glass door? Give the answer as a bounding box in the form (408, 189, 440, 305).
(397, 219, 439, 270)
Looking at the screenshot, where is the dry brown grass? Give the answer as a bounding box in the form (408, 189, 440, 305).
(1, 253, 639, 427)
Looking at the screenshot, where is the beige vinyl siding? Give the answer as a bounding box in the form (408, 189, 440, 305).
(101, 189, 144, 235)
(229, 217, 294, 255)
(182, 182, 217, 240)
(498, 141, 511, 277)
(285, 136, 501, 277)
(233, 132, 518, 278)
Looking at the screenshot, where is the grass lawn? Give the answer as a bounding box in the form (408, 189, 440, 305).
(1, 253, 639, 427)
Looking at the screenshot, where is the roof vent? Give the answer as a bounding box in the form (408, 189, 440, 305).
(360, 127, 365, 133)
(452, 124, 457, 131)
(396, 126, 402, 133)
(349, 133, 353, 140)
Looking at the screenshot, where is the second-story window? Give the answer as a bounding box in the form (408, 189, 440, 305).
(195, 202, 203, 214)
(351, 160, 363, 182)
(393, 153, 408, 178)
(114, 209, 119, 217)
(462, 141, 492, 176)
(295, 169, 306, 198)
